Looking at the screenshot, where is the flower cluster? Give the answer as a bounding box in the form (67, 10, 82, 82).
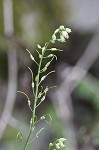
(49, 138, 67, 150)
(51, 25, 71, 43)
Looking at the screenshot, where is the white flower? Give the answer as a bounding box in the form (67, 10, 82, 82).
(61, 31, 69, 39)
(60, 35, 65, 42)
(59, 25, 65, 30)
(59, 138, 67, 142)
(55, 143, 60, 149)
(66, 28, 71, 33)
(58, 140, 65, 148)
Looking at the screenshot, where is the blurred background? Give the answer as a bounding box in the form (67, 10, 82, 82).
(0, 0, 99, 150)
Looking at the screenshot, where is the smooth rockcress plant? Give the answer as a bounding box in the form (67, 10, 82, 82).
(17, 25, 71, 150)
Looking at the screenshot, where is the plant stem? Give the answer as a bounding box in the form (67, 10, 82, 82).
(23, 41, 51, 150)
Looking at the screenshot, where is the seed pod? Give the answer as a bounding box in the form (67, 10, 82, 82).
(37, 44, 42, 49)
(41, 95, 46, 102)
(35, 74, 39, 82)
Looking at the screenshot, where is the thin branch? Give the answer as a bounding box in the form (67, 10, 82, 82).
(0, 0, 18, 140)
(3, 0, 14, 36)
(0, 50, 17, 139)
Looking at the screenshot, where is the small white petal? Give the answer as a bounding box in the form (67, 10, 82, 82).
(61, 31, 69, 39)
(54, 28, 59, 34)
(60, 35, 65, 42)
(59, 25, 65, 30)
(55, 143, 60, 149)
(59, 138, 67, 142)
(66, 28, 72, 33)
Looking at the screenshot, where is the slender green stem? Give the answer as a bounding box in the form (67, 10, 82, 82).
(23, 41, 51, 150)
(48, 146, 50, 150)
(23, 128, 33, 150)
